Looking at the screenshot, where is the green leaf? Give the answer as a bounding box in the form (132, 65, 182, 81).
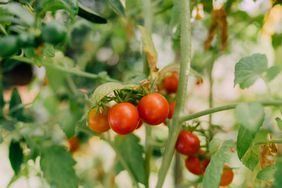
(202, 140, 234, 188)
(241, 145, 259, 170)
(90, 82, 124, 105)
(272, 33, 282, 49)
(265, 66, 281, 82)
(272, 157, 282, 188)
(114, 134, 146, 185)
(78, 3, 107, 24)
(0, 84, 4, 117)
(106, 0, 125, 16)
(35, 0, 78, 17)
(40, 145, 78, 188)
(234, 53, 268, 89)
(9, 88, 24, 119)
(9, 140, 24, 175)
(0, 2, 34, 26)
(275, 117, 282, 131)
(257, 165, 276, 180)
(235, 103, 265, 132)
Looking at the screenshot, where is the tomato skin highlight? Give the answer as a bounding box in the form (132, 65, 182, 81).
(88, 108, 110, 133)
(68, 137, 79, 153)
(175, 130, 200, 155)
(163, 72, 178, 93)
(138, 93, 169, 125)
(220, 165, 234, 186)
(108, 102, 139, 135)
(185, 156, 210, 175)
(168, 101, 176, 119)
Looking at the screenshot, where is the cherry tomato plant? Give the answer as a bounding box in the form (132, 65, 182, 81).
(0, 0, 282, 188)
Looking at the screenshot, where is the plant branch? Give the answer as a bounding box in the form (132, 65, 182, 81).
(180, 100, 282, 123)
(156, 0, 191, 187)
(11, 56, 117, 82)
(143, 0, 153, 187)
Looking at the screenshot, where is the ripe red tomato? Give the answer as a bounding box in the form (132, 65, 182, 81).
(220, 165, 234, 186)
(162, 72, 178, 93)
(138, 93, 169, 125)
(68, 137, 79, 153)
(175, 130, 200, 155)
(168, 101, 176, 119)
(88, 108, 110, 133)
(108, 102, 139, 135)
(185, 156, 210, 175)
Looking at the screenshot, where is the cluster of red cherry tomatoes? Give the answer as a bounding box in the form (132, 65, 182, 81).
(175, 130, 234, 186)
(87, 71, 179, 135)
(88, 92, 173, 135)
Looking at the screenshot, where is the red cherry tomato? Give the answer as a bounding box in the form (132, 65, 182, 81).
(185, 156, 210, 175)
(68, 137, 79, 153)
(168, 101, 176, 119)
(138, 93, 169, 125)
(175, 130, 200, 155)
(162, 72, 178, 93)
(88, 108, 110, 133)
(220, 165, 234, 186)
(108, 102, 139, 135)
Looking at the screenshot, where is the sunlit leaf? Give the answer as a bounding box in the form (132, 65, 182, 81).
(114, 134, 147, 185)
(40, 145, 78, 188)
(235, 103, 265, 159)
(272, 156, 282, 188)
(203, 140, 234, 188)
(265, 66, 281, 82)
(257, 165, 276, 180)
(90, 82, 124, 105)
(234, 53, 268, 89)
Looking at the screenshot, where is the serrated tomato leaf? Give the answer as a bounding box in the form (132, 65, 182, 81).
(40, 145, 78, 188)
(235, 103, 265, 160)
(9, 140, 23, 175)
(234, 53, 268, 89)
(264, 66, 281, 82)
(202, 140, 234, 188)
(114, 134, 146, 185)
(272, 157, 282, 188)
(235, 103, 265, 132)
(257, 165, 276, 180)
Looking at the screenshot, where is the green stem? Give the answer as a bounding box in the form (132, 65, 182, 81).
(143, 0, 153, 187)
(180, 100, 282, 123)
(11, 56, 117, 82)
(156, 0, 191, 187)
(144, 126, 152, 187)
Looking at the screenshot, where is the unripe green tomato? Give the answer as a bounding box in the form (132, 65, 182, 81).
(17, 33, 36, 48)
(41, 22, 67, 45)
(0, 36, 19, 57)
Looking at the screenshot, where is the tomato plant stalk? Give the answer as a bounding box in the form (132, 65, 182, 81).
(156, 0, 191, 187)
